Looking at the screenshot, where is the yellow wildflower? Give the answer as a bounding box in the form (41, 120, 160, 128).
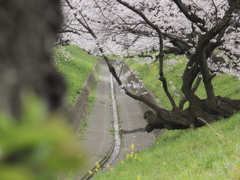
(131, 144, 135, 149)
(232, 155, 239, 159)
(95, 162, 100, 168)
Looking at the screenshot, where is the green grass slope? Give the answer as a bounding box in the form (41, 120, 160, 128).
(95, 114, 240, 180)
(94, 54, 240, 179)
(53, 45, 97, 107)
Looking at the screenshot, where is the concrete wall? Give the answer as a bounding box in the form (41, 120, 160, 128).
(119, 62, 165, 138)
(69, 63, 99, 131)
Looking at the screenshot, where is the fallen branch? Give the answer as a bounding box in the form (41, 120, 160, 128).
(197, 117, 224, 142)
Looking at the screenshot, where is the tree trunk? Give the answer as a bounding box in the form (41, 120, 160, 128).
(144, 95, 240, 132)
(0, 0, 66, 117)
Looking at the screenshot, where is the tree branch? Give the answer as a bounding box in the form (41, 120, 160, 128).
(181, 53, 200, 101)
(179, 75, 202, 109)
(124, 55, 154, 59)
(116, 0, 178, 110)
(172, 0, 207, 32)
(196, 8, 233, 103)
(58, 29, 82, 36)
(211, 0, 219, 23)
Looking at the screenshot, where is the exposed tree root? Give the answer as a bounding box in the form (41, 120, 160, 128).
(144, 96, 240, 133)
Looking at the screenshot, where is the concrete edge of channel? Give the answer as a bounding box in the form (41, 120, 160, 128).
(69, 62, 99, 131)
(117, 60, 165, 139)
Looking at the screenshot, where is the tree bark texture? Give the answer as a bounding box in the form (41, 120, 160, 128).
(0, 0, 66, 117)
(144, 96, 240, 133)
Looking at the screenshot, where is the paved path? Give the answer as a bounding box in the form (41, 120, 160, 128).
(109, 63, 154, 168)
(78, 61, 113, 178)
(77, 60, 154, 178)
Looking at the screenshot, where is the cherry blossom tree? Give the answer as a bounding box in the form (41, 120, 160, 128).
(62, 0, 240, 132)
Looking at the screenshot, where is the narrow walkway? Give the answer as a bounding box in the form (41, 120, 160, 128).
(77, 60, 154, 178)
(78, 61, 113, 178)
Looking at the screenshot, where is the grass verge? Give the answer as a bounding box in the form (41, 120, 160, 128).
(78, 77, 99, 140)
(53, 45, 98, 107)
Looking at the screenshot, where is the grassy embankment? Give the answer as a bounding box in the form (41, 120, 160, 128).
(53, 45, 98, 108)
(94, 54, 240, 179)
(53, 45, 98, 179)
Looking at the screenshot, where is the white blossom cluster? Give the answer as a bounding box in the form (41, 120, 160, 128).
(119, 75, 146, 95)
(170, 85, 176, 91)
(165, 58, 178, 66)
(60, 0, 240, 97)
(127, 81, 143, 89)
(62, 0, 238, 56)
(52, 46, 73, 64)
(207, 57, 240, 79)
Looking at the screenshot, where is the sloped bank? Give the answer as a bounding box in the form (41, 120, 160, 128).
(116, 61, 165, 138)
(69, 62, 99, 131)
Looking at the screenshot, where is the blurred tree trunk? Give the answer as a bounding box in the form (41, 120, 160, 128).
(0, 0, 66, 117)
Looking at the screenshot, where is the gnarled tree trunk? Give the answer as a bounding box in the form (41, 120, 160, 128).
(116, 0, 240, 132)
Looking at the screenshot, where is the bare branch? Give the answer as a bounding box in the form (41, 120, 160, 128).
(124, 55, 154, 59)
(172, 0, 207, 32)
(211, 0, 219, 23)
(58, 29, 82, 36)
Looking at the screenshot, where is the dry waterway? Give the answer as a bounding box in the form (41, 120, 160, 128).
(78, 60, 154, 179)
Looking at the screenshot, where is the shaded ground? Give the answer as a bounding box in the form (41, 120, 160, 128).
(77, 60, 154, 178)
